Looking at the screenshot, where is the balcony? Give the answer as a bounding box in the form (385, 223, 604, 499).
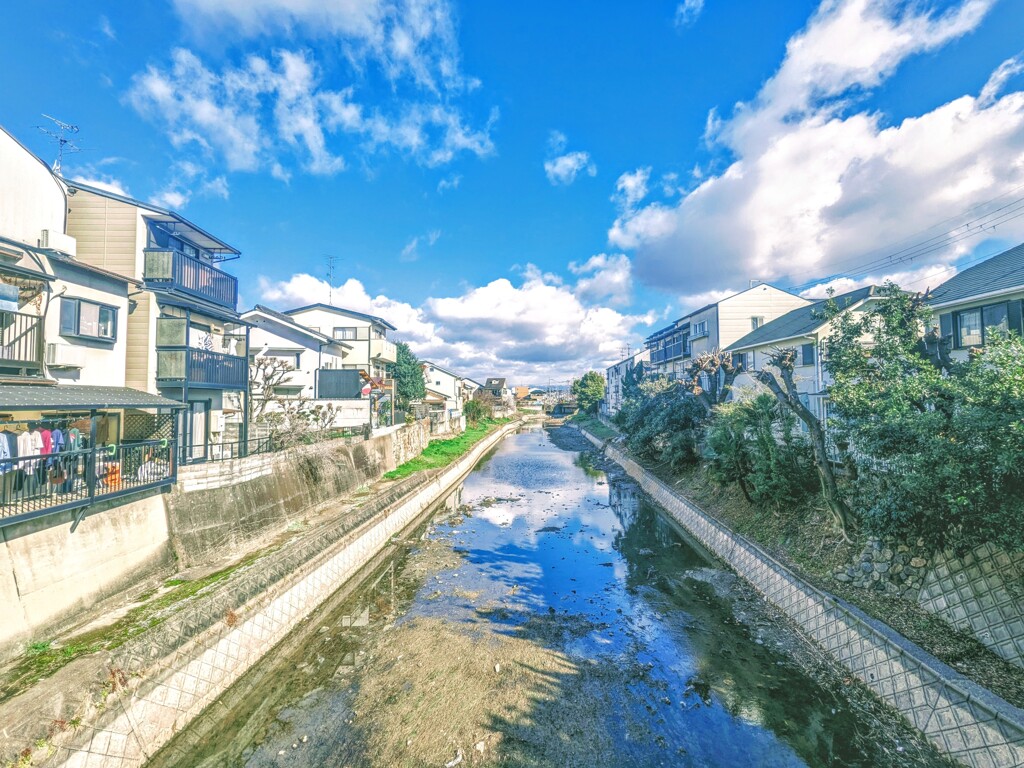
(0, 310, 44, 378)
(156, 347, 248, 389)
(144, 248, 238, 310)
(370, 338, 397, 363)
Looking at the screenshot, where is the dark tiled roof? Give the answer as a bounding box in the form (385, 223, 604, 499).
(726, 286, 877, 351)
(928, 242, 1024, 306)
(0, 384, 185, 411)
(485, 377, 506, 388)
(283, 303, 398, 331)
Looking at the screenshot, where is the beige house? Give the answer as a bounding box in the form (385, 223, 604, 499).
(645, 284, 811, 378)
(927, 242, 1024, 362)
(603, 349, 649, 416)
(64, 181, 248, 461)
(280, 304, 397, 380)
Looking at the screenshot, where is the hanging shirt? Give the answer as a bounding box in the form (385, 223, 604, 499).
(39, 429, 52, 455)
(51, 428, 65, 454)
(68, 428, 80, 451)
(0, 434, 9, 473)
(18, 431, 39, 469)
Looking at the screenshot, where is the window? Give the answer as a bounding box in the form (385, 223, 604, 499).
(801, 343, 817, 367)
(956, 308, 983, 348)
(60, 298, 117, 341)
(751, 316, 764, 330)
(333, 327, 357, 340)
(691, 320, 708, 338)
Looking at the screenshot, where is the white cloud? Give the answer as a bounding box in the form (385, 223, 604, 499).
(399, 229, 441, 262)
(612, 167, 651, 211)
(99, 15, 116, 40)
(980, 54, 1024, 107)
(798, 263, 959, 298)
(201, 175, 230, 199)
(674, 0, 704, 29)
(544, 131, 596, 186)
(151, 188, 190, 209)
(70, 175, 129, 197)
(611, 0, 1024, 296)
(569, 253, 633, 307)
(437, 173, 461, 193)
(258, 264, 656, 384)
(130, 0, 495, 179)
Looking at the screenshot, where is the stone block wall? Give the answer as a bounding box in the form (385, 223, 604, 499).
(581, 430, 1024, 768)
(832, 537, 932, 598)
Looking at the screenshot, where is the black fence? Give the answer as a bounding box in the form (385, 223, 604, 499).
(0, 439, 177, 527)
(178, 435, 278, 464)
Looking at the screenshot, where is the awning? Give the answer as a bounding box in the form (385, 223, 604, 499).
(0, 384, 187, 411)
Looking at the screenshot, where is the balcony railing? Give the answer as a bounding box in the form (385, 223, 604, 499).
(156, 347, 248, 389)
(0, 440, 176, 527)
(144, 248, 238, 310)
(0, 310, 44, 377)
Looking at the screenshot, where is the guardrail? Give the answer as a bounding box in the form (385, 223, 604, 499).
(0, 439, 177, 528)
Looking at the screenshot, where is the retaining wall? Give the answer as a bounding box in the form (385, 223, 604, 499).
(15, 421, 520, 768)
(580, 429, 1024, 768)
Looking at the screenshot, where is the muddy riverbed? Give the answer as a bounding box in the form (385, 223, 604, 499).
(150, 425, 953, 767)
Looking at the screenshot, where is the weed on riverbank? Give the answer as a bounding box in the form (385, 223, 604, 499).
(383, 418, 510, 480)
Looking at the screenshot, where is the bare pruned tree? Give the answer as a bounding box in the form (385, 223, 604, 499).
(678, 349, 743, 413)
(755, 347, 857, 541)
(249, 356, 296, 423)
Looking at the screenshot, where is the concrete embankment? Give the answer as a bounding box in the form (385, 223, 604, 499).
(0, 422, 431, 661)
(0, 420, 520, 768)
(577, 426, 1024, 768)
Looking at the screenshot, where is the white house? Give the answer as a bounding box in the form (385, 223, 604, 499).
(281, 304, 397, 380)
(421, 361, 466, 417)
(603, 349, 649, 416)
(240, 304, 375, 429)
(927, 242, 1024, 362)
(645, 284, 811, 378)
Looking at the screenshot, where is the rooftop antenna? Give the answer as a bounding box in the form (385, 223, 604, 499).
(325, 254, 340, 305)
(37, 114, 81, 176)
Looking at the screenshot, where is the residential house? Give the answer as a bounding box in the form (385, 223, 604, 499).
(279, 304, 397, 380)
(474, 376, 515, 416)
(645, 284, 811, 379)
(603, 349, 649, 417)
(927, 242, 1024, 361)
(421, 361, 466, 418)
(0, 125, 181, 522)
(727, 286, 882, 429)
(240, 304, 374, 428)
(64, 180, 248, 462)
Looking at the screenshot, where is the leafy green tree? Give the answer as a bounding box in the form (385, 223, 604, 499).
(622, 381, 707, 470)
(463, 398, 489, 424)
(826, 284, 1024, 552)
(571, 371, 606, 414)
(392, 341, 426, 414)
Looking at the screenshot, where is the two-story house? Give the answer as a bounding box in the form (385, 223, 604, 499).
(421, 361, 466, 418)
(0, 125, 182, 521)
(726, 286, 882, 426)
(280, 304, 397, 380)
(240, 304, 374, 428)
(64, 181, 249, 462)
(645, 284, 811, 378)
(603, 349, 649, 416)
(928, 242, 1024, 361)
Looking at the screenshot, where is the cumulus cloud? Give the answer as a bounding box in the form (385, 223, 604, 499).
(612, 167, 651, 211)
(674, 0, 705, 29)
(129, 0, 495, 180)
(258, 265, 657, 384)
(569, 253, 633, 307)
(544, 131, 596, 186)
(148, 161, 230, 210)
(71, 175, 130, 197)
(612, 0, 1024, 297)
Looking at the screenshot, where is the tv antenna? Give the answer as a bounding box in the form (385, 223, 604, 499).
(325, 254, 340, 305)
(36, 114, 81, 176)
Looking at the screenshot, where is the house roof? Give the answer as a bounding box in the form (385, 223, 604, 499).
(928, 242, 1024, 307)
(0, 384, 186, 411)
(282, 302, 398, 331)
(422, 360, 460, 379)
(244, 304, 352, 349)
(66, 180, 239, 255)
(484, 377, 506, 388)
(726, 286, 877, 351)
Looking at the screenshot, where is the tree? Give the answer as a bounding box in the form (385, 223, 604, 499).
(571, 371, 606, 414)
(678, 349, 742, 413)
(825, 283, 1024, 552)
(249, 356, 297, 423)
(756, 348, 857, 540)
(463, 398, 489, 424)
(392, 341, 426, 414)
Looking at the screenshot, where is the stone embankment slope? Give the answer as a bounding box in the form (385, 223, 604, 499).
(577, 425, 1024, 768)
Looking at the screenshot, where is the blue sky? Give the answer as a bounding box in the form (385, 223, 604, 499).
(3, 0, 1024, 384)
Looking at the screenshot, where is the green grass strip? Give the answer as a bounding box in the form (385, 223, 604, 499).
(383, 418, 511, 480)
(570, 413, 618, 440)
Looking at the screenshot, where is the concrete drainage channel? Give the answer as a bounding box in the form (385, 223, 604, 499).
(13, 421, 521, 768)
(576, 426, 1024, 768)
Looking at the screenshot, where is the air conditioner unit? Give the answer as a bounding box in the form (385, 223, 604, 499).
(45, 342, 88, 369)
(40, 230, 77, 258)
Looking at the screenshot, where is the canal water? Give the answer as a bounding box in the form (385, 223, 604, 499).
(151, 424, 951, 767)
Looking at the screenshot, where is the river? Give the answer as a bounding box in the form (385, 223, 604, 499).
(150, 424, 951, 767)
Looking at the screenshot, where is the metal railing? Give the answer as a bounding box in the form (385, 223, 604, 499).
(156, 347, 248, 389)
(144, 248, 238, 309)
(0, 310, 44, 374)
(0, 439, 176, 527)
(178, 435, 278, 464)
